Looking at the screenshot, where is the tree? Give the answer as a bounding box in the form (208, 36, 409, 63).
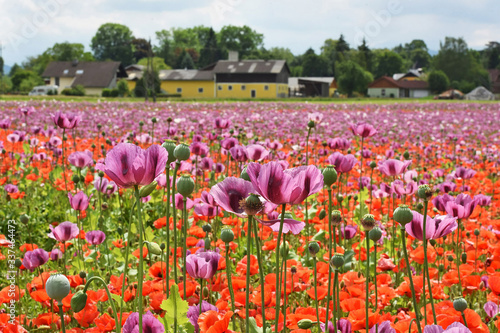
(132, 38, 152, 63)
(428, 70, 450, 93)
(0, 56, 3, 76)
(91, 23, 134, 65)
(393, 39, 431, 69)
(374, 50, 404, 78)
(138, 57, 171, 70)
(176, 50, 195, 69)
(44, 42, 94, 61)
(116, 79, 130, 97)
(9, 64, 21, 77)
(11, 70, 43, 92)
(483, 41, 500, 69)
(321, 39, 337, 76)
(218, 25, 264, 59)
(198, 28, 222, 68)
(356, 38, 374, 73)
(336, 60, 373, 97)
(335, 34, 350, 61)
(433, 37, 490, 88)
(155, 29, 175, 67)
(301, 48, 329, 77)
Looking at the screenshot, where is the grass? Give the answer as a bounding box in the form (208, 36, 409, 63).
(0, 94, 498, 104)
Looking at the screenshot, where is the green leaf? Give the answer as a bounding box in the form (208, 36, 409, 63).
(311, 230, 326, 242)
(160, 284, 189, 327)
(248, 317, 263, 333)
(110, 293, 121, 310)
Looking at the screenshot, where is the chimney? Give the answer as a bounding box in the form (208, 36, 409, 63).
(72, 59, 79, 67)
(228, 51, 239, 61)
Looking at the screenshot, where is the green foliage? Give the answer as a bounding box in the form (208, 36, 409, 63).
(11, 70, 43, 92)
(176, 50, 195, 69)
(198, 28, 222, 68)
(91, 23, 135, 66)
(19, 77, 39, 94)
(393, 39, 431, 69)
(138, 57, 171, 70)
(218, 25, 264, 59)
(336, 60, 373, 97)
(160, 284, 189, 328)
(132, 38, 152, 63)
(62, 85, 85, 96)
(428, 70, 450, 93)
(0, 76, 12, 93)
(356, 38, 375, 73)
(9, 63, 21, 77)
(373, 49, 404, 78)
(301, 48, 330, 76)
(133, 70, 161, 97)
(44, 42, 94, 62)
(0, 56, 3, 76)
(116, 79, 130, 97)
(101, 88, 112, 97)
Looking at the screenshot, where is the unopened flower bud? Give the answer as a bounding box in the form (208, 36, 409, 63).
(361, 214, 376, 231)
(298, 319, 314, 329)
(461, 252, 467, 264)
(146, 242, 162, 256)
(139, 181, 157, 197)
(71, 290, 88, 313)
(453, 298, 468, 312)
(322, 165, 337, 187)
(308, 241, 320, 256)
(369, 161, 377, 169)
(318, 209, 326, 220)
(474, 229, 480, 236)
(20, 214, 29, 224)
(202, 224, 212, 233)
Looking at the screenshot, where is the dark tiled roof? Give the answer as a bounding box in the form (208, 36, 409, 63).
(369, 76, 428, 89)
(213, 60, 288, 74)
(42, 61, 127, 88)
(159, 69, 214, 81)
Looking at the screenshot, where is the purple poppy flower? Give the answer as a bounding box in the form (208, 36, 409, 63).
(19, 106, 35, 116)
(474, 194, 491, 207)
(187, 300, 218, 333)
(246, 144, 269, 161)
(0, 118, 11, 129)
(4, 184, 19, 193)
(405, 211, 457, 241)
(190, 142, 209, 156)
(454, 166, 476, 180)
(221, 137, 238, 151)
(437, 182, 457, 193)
(85, 230, 106, 245)
(23, 249, 49, 272)
(50, 249, 63, 261)
(424, 325, 444, 333)
(370, 321, 395, 333)
(392, 180, 417, 196)
(199, 157, 214, 170)
(155, 174, 172, 188)
(484, 301, 499, 318)
(48, 221, 79, 242)
(341, 224, 358, 239)
(68, 191, 92, 211)
(327, 137, 351, 150)
(174, 193, 194, 210)
(52, 111, 81, 129)
(68, 151, 93, 168)
(327, 152, 358, 174)
(229, 145, 248, 162)
(246, 161, 323, 206)
(442, 322, 471, 333)
(96, 143, 168, 189)
(210, 177, 255, 217)
(404, 170, 418, 183)
(378, 159, 412, 177)
(94, 177, 118, 195)
(445, 194, 478, 219)
(258, 218, 305, 235)
(337, 318, 352, 333)
(122, 311, 164, 333)
(185, 250, 221, 280)
(432, 194, 454, 212)
(350, 122, 377, 138)
(214, 162, 225, 173)
(214, 118, 231, 130)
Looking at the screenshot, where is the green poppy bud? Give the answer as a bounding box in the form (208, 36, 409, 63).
(393, 205, 413, 226)
(447, 255, 454, 262)
(361, 214, 376, 231)
(79, 271, 86, 279)
(160, 243, 166, 250)
(20, 214, 29, 224)
(221, 228, 234, 243)
(461, 252, 467, 264)
(403, 151, 410, 160)
(330, 253, 345, 268)
(240, 167, 250, 181)
(162, 140, 177, 164)
(298, 319, 314, 329)
(307, 120, 315, 129)
(474, 229, 480, 236)
(308, 241, 320, 256)
(322, 165, 338, 187)
(438, 264, 444, 272)
(151, 117, 157, 124)
(369, 161, 377, 169)
(15, 259, 23, 268)
(146, 242, 162, 256)
(369, 227, 383, 241)
(417, 184, 433, 200)
(177, 174, 194, 197)
(202, 224, 212, 233)
(46, 274, 71, 302)
(429, 239, 437, 247)
(318, 209, 327, 220)
(453, 298, 468, 312)
(71, 290, 88, 313)
(139, 181, 157, 197)
(173, 143, 191, 161)
(72, 175, 80, 184)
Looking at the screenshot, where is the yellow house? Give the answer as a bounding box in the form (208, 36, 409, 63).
(159, 69, 214, 98)
(42, 61, 127, 96)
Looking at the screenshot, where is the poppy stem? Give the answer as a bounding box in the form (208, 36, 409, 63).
(119, 200, 136, 328)
(134, 185, 144, 333)
(325, 188, 333, 323)
(165, 165, 171, 298)
(422, 200, 437, 324)
(83, 276, 121, 332)
(456, 219, 463, 295)
(401, 227, 423, 333)
(274, 204, 286, 333)
(332, 269, 339, 333)
(461, 312, 468, 327)
(245, 215, 253, 333)
(365, 233, 370, 333)
(313, 255, 321, 333)
(253, 219, 266, 333)
(183, 198, 188, 298)
(225, 242, 237, 331)
(58, 301, 66, 333)
(172, 162, 179, 286)
(62, 241, 67, 276)
(199, 278, 203, 316)
(374, 242, 378, 312)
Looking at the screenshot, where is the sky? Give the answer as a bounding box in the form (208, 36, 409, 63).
(0, 0, 499, 67)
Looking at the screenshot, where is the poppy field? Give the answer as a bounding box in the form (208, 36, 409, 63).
(1, 100, 500, 333)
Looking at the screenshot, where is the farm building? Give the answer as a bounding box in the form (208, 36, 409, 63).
(368, 76, 429, 98)
(42, 61, 128, 96)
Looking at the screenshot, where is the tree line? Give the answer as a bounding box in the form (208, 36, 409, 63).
(0, 22, 499, 96)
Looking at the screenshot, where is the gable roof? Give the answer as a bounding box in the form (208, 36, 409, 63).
(42, 61, 127, 88)
(369, 76, 428, 90)
(213, 60, 289, 74)
(159, 69, 214, 81)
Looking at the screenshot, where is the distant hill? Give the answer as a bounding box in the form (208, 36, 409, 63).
(3, 64, 11, 75)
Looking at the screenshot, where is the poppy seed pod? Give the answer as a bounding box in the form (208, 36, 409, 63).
(240, 167, 250, 181)
(298, 319, 314, 329)
(242, 193, 263, 216)
(70, 290, 88, 313)
(221, 228, 234, 243)
(79, 271, 86, 279)
(361, 214, 376, 231)
(393, 205, 413, 226)
(474, 229, 480, 236)
(330, 253, 345, 268)
(307, 120, 315, 129)
(453, 298, 468, 312)
(331, 210, 342, 225)
(322, 165, 338, 187)
(369, 227, 383, 241)
(162, 140, 177, 164)
(177, 175, 194, 197)
(308, 241, 320, 256)
(173, 143, 191, 161)
(417, 184, 433, 200)
(139, 181, 157, 197)
(46, 274, 70, 302)
(202, 224, 212, 233)
(369, 161, 377, 169)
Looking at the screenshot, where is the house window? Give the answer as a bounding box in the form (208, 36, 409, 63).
(241, 85, 246, 90)
(76, 70, 84, 75)
(177, 88, 182, 93)
(264, 85, 269, 91)
(55, 77, 60, 86)
(218, 85, 222, 90)
(228, 85, 233, 91)
(381, 89, 386, 97)
(198, 88, 204, 93)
